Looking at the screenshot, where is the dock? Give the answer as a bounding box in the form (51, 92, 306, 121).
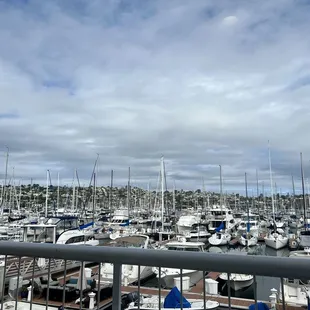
(121, 284, 304, 310)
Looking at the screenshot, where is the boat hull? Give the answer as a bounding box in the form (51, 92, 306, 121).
(209, 233, 231, 246)
(219, 274, 254, 291)
(156, 269, 203, 289)
(239, 236, 257, 247)
(229, 278, 254, 291)
(264, 236, 288, 250)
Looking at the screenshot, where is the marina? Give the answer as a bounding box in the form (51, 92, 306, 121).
(0, 153, 310, 310)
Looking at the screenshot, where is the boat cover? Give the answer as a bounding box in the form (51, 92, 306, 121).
(249, 302, 269, 310)
(163, 286, 191, 308)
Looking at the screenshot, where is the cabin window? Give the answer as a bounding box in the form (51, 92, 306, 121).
(65, 236, 85, 244)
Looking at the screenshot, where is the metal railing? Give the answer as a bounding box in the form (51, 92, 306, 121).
(0, 241, 309, 310)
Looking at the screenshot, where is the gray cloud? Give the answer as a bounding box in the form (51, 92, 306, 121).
(0, 0, 310, 193)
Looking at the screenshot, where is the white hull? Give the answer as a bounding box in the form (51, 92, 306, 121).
(281, 282, 309, 306)
(209, 233, 231, 246)
(264, 235, 288, 250)
(101, 264, 153, 284)
(239, 236, 257, 247)
(186, 232, 210, 243)
(219, 273, 253, 291)
(156, 269, 203, 289)
(229, 278, 253, 291)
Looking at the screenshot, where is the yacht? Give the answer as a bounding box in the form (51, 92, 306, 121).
(208, 205, 237, 234)
(176, 214, 201, 235)
(152, 238, 204, 288)
(56, 229, 99, 246)
(100, 235, 154, 285)
(105, 209, 130, 229)
(280, 248, 310, 306)
(237, 213, 260, 237)
(184, 224, 210, 243)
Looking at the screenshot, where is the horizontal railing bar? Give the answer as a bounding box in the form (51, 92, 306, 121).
(0, 241, 308, 279)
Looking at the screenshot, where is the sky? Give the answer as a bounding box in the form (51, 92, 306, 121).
(0, 0, 310, 194)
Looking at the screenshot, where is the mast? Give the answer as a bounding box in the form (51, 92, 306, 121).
(161, 156, 165, 232)
(92, 172, 96, 223)
(75, 170, 79, 210)
(300, 152, 307, 228)
(219, 164, 224, 225)
(172, 180, 176, 213)
(127, 167, 131, 218)
(45, 170, 49, 218)
(291, 175, 296, 213)
(268, 141, 275, 223)
(245, 172, 249, 233)
(72, 171, 75, 211)
(18, 180, 22, 212)
(109, 170, 113, 216)
(1, 147, 9, 207)
(57, 172, 60, 209)
(256, 169, 260, 220)
(219, 165, 223, 206)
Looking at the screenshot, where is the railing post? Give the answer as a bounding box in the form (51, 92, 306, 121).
(112, 264, 122, 310)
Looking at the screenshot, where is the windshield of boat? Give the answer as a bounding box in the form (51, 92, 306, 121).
(167, 246, 202, 251)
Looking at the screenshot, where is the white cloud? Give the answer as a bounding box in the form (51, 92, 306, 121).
(0, 0, 309, 193)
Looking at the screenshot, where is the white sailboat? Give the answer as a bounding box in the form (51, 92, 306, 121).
(239, 173, 258, 247)
(209, 231, 231, 246)
(264, 142, 288, 250)
(209, 165, 231, 246)
(152, 239, 204, 288)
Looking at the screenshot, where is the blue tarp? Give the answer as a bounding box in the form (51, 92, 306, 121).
(246, 222, 251, 233)
(120, 219, 130, 227)
(79, 221, 94, 230)
(215, 222, 225, 232)
(249, 302, 269, 310)
(163, 286, 191, 308)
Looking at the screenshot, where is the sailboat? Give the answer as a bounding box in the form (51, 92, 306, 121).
(264, 142, 288, 250)
(209, 165, 231, 246)
(239, 173, 257, 247)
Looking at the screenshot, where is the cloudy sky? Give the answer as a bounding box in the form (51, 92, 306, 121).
(0, 0, 310, 193)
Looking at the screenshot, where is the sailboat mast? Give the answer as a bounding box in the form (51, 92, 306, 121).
(268, 141, 275, 223)
(161, 156, 165, 232)
(291, 175, 296, 213)
(4, 146, 9, 189)
(172, 180, 176, 213)
(256, 169, 260, 220)
(1, 147, 9, 207)
(300, 152, 307, 228)
(219, 165, 223, 205)
(127, 167, 131, 218)
(72, 171, 76, 211)
(245, 172, 249, 233)
(92, 172, 96, 223)
(109, 170, 113, 215)
(45, 170, 49, 218)
(57, 172, 60, 209)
